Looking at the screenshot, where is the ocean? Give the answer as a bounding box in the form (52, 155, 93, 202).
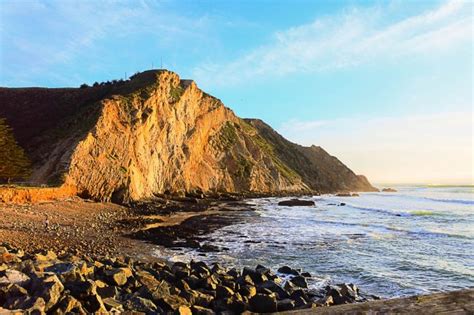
(154, 185, 474, 298)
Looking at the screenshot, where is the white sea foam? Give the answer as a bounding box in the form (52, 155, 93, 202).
(153, 185, 474, 298)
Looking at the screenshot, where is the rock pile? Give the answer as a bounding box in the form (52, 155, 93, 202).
(0, 244, 375, 314)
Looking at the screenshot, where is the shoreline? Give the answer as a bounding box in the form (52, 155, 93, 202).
(1, 196, 473, 313)
(1, 241, 472, 314)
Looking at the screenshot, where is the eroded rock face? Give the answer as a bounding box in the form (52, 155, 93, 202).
(0, 70, 377, 202)
(62, 71, 309, 201)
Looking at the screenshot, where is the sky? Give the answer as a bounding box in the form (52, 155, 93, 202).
(0, 0, 472, 185)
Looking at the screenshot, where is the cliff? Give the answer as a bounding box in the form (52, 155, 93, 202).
(0, 70, 377, 202)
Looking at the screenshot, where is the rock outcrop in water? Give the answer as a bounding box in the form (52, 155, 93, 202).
(0, 70, 376, 202)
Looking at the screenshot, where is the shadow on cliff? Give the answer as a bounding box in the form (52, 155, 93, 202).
(0, 71, 164, 188)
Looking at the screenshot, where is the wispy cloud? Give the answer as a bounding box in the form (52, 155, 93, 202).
(192, 0, 472, 87)
(0, 0, 214, 85)
(279, 111, 474, 184)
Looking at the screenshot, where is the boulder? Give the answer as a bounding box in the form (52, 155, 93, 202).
(210, 263, 226, 275)
(192, 305, 215, 315)
(65, 279, 97, 299)
(382, 188, 397, 192)
(191, 261, 211, 278)
(242, 267, 267, 285)
(34, 275, 64, 311)
(102, 297, 124, 312)
(0, 270, 30, 286)
(135, 270, 161, 291)
(35, 251, 58, 262)
(249, 293, 277, 313)
(124, 296, 159, 313)
(177, 305, 193, 315)
(96, 284, 119, 299)
(216, 285, 234, 299)
(155, 294, 190, 312)
(278, 199, 315, 207)
(54, 295, 87, 314)
(277, 298, 296, 311)
(290, 275, 308, 288)
(239, 285, 257, 299)
(199, 274, 219, 290)
(338, 283, 359, 300)
(277, 266, 300, 276)
(19, 297, 46, 313)
(105, 267, 132, 286)
(284, 280, 297, 292)
(236, 274, 255, 286)
(83, 293, 107, 313)
(255, 264, 270, 275)
(259, 280, 289, 299)
(325, 284, 359, 305)
(2, 284, 29, 310)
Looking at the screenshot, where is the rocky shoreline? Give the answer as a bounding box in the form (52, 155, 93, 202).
(2, 196, 472, 313)
(0, 243, 377, 314)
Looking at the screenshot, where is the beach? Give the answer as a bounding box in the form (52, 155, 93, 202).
(1, 186, 473, 313)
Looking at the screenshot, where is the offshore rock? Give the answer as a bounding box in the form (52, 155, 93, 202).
(278, 199, 315, 206)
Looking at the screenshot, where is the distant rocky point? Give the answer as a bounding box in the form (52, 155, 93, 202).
(335, 192, 360, 197)
(0, 70, 377, 202)
(382, 188, 397, 192)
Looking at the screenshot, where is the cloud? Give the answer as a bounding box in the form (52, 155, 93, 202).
(192, 0, 472, 87)
(0, 0, 214, 85)
(279, 111, 474, 184)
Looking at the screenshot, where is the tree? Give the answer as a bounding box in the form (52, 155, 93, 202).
(0, 118, 31, 183)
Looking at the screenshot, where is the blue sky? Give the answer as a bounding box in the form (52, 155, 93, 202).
(1, 0, 472, 184)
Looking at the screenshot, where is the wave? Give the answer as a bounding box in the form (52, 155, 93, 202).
(421, 197, 474, 205)
(309, 219, 472, 240)
(344, 204, 446, 218)
(360, 193, 474, 205)
(344, 204, 407, 217)
(425, 185, 474, 188)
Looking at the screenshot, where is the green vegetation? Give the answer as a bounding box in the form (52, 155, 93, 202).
(170, 84, 184, 102)
(47, 100, 102, 140)
(235, 156, 253, 179)
(0, 118, 31, 182)
(212, 121, 238, 150)
(241, 121, 299, 181)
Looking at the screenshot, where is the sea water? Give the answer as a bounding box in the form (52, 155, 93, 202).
(154, 185, 474, 298)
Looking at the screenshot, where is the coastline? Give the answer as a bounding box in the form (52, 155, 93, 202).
(1, 195, 473, 313)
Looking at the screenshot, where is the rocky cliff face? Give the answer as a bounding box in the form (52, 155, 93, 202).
(0, 70, 376, 202)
